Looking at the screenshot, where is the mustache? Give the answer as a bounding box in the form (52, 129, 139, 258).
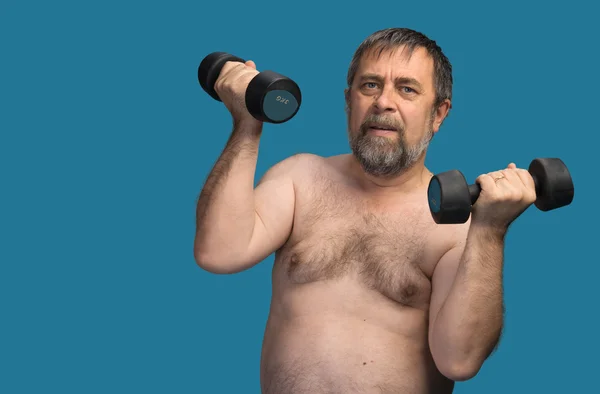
(360, 114, 404, 133)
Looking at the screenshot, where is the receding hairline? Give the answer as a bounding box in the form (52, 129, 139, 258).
(348, 42, 424, 83)
(351, 45, 435, 90)
(363, 42, 422, 62)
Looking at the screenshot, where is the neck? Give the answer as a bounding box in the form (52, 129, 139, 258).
(347, 154, 432, 196)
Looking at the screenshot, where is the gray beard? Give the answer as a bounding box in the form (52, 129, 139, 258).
(348, 119, 432, 178)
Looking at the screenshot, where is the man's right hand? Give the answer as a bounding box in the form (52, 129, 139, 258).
(214, 60, 261, 125)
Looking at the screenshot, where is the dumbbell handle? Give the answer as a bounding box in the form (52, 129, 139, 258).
(468, 175, 540, 205)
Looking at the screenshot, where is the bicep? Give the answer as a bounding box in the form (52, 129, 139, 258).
(245, 155, 301, 262)
(428, 240, 465, 331)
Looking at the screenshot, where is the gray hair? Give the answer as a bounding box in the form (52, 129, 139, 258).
(346, 28, 453, 109)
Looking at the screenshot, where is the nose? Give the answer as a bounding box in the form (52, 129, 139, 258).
(372, 87, 396, 113)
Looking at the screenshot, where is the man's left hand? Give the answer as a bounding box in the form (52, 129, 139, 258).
(471, 163, 537, 231)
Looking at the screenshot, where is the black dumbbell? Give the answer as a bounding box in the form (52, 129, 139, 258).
(197, 52, 302, 124)
(427, 158, 575, 224)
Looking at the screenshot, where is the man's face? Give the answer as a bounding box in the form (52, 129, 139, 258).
(345, 45, 448, 178)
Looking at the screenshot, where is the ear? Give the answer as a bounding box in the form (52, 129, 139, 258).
(432, 98, 451, 134)
(344, 88, 351, 112)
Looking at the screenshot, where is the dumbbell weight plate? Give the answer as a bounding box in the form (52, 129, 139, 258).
(427, 170, 473, 224)
(246, 70, 301, 124)
(529, 158, 574, 211)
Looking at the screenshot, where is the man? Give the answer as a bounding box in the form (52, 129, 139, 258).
(194, 27, 536, 393)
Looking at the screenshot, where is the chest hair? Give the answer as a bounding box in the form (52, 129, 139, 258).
(280, 171, 434, 307)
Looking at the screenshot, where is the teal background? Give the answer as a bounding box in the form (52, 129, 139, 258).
(1, 0, 598, 392)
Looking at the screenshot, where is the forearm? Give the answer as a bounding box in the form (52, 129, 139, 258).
(195, 119, 263, 259)
(431, 224, 506, 375)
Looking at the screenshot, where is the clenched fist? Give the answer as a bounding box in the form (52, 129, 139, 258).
(471, 163, 537, 230)
(213, 60, 261, 125)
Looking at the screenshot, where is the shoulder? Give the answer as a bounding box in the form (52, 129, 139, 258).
(286, 152, 327, 168)
(267, 152, 323, 171)
(257, 153, 316, 181)
(262, 152, 345, 182)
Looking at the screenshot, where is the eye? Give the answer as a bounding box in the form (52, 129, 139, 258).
(401, 86, 415, 93)
(363, 82, 378, 89)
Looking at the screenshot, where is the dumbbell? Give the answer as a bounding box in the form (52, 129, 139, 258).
(197, 52, 302, 124)
(427, 158, 574, 224)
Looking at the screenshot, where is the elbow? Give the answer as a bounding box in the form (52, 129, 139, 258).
(194, 250, 237, 274)
(436, 358, 482, 382)
(194, 255, 228, 274)
(193, 243, 251, 275)
(430, 332, 488, 381)
(193, 236, 226, 274)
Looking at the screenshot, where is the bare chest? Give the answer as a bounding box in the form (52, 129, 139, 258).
(277, 179, 440, 308)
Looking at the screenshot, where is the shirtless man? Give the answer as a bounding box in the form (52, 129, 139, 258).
(194, 27, 537, 393)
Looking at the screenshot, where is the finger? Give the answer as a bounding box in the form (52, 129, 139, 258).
(219, 61, 245, 79)
(215, 62, 258, 95)
(476, 173, 498, 194)
(498, 169, 523, 194)
(488, 170, 505, 178)
(245, 60, 257, 69)
(507, 162, 516, 169)
(483, 170, 518, 199)
(219, 61, 253, 85)
(487, 170, 509, 184)
(499, 168, 521, 184)
(214, 62, 245, 93)
(514, 169, 536, 201)
(500, 168, 539, 204)
(225, 63, 260, 83)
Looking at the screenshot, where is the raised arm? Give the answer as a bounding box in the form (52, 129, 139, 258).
(193, 57, 301, 274)
(428, 162, 537, 381)
(194, 122, 300, 274)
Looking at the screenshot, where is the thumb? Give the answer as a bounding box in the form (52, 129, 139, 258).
(245, 60, 257, 69)
(507, 162, 516, 169)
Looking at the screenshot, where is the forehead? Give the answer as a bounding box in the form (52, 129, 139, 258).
(356, 45, 434, 87)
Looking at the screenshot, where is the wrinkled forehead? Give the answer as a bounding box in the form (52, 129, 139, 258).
(357, 45, 435, 87)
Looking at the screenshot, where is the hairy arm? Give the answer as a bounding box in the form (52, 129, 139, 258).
(194, 119, 299, 274)
(428, 222, 506, 381)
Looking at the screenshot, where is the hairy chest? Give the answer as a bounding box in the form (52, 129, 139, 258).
(278, 178, 440, 308)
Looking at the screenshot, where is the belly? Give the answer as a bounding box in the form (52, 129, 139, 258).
(260, 278, 453, 394)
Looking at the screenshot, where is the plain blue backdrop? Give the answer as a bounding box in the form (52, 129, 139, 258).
(2, 0, 598, 392)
